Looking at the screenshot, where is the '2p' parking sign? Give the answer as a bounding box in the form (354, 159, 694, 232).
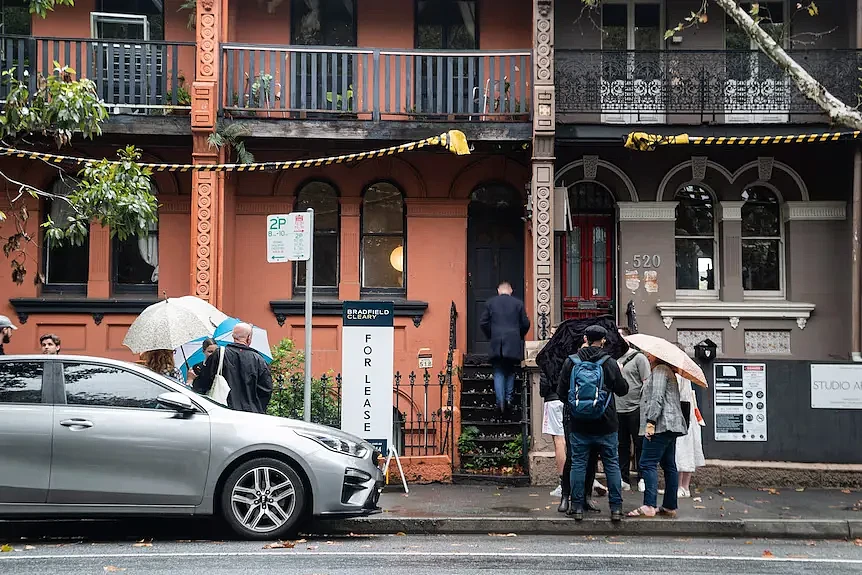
(267, 213, 312, 263)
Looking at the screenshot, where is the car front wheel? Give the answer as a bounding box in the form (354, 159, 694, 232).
(220, 458, 306, 540)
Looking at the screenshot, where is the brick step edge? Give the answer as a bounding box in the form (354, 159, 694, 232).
(308, 516, 862, 540)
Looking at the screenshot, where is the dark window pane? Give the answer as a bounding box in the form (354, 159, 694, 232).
(675, 186, 714, 236)
(361, 236, 403, 289)
(676, 238, 715, 290)
(63, 364, 167, 410)
(115, 231, 158, 287)
(602, 3, 627, 50)
(362, 183, 403, 233)
(566, 227, 581, 298)
(569, 182, 614, 212)
(742, 239, 780, 291)
(45, 179, 90, 286)
(416, 0, 477, 50)
(296, 233, 339, 288)
(295, 182, 339, 231)
(634, 4, 660, 51)
(742, 187, 780, 237)
(0, 362, 43, 404)
(291, 0, 356, 46)
(1, 0, 31, 36)
(95, 0, 164, 40)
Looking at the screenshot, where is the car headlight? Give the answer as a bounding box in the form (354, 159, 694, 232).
(295, 430, 370, 458)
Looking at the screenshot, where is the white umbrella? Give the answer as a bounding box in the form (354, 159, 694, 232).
(123, 300, 215, 354)
(171, 295, 228, 331)
(625, 333, 708, 388)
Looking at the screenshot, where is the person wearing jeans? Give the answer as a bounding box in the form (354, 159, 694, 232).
(616, 329, 651, 492)
(556, 325, 628, 522)
(480, 282, 530, 419)
(628, 358, 688, 518)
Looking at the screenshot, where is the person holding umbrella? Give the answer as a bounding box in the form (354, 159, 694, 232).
(142, 349, 185, 385)
(624, 334, 708, 518)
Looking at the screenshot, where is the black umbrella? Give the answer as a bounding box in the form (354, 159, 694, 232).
(625, 300, 639, 334)
(536, 315, 629, 384)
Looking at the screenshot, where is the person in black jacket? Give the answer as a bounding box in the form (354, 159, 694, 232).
(556, 325, 628, 521)
(480, 282, 530, 419)
(192, 323, 273, 414)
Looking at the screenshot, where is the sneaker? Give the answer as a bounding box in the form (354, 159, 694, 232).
(593, 480, 608, 497)
(621, 481, 631, 492)
(637, 479, 645, 493)
(550, 484, 562, 497)
(677, 487, 691, 499)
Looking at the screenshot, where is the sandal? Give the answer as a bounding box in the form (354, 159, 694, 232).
(626, 505, 657, 518)
(657, 508, 678, 518)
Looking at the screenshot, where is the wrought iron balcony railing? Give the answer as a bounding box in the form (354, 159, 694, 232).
(555, 49, 862, 121)
(0, 35, 197, 115)
(221, 43, 532, 122)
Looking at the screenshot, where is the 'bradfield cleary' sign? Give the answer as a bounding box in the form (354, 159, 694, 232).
(341, 301, 394, 454)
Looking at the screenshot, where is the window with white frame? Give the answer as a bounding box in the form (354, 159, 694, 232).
(674, 185, 717, 294)
(741, 186, 782, 293)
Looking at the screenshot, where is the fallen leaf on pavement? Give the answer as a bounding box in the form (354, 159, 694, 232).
(361, 544, 371, 548)
(692, 497, 702, 503)
(745, 541, 753, 545)
(529, 494, 539, 497)
(762, 550, 775, 558)
(24, 545, 35, 551)
(723, 498, 731, 502)
(493, 493, 501, 497)
(795, 488, 805, 492)
(489, 533, 517, 537)
(854, 539, 862, 547)
(743, 510, 749, 514)
(296, 539, 308, 543)
(263, 541, 296, 549)
(104, 567, 126, 573)
(717, 490, 725, 495)
(842, 489, 852, 494)
(531, 508, 541, 511)
(306, 545, 319, 550)
(693, 505, 706, 509)
(0, 545, 12, 553)
(805, 541, 817, 547)
(132, 543, 152, 548)
(395, 532, 407, 536)
(544, 506, 552, 510)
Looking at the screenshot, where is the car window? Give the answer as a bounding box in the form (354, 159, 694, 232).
(62, 363, 169, 410)
(0, 362, 44, 404)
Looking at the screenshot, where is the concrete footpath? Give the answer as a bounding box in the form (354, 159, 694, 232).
(312, 485, 862, 540)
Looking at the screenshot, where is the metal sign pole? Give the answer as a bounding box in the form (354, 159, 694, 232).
(303, 208, 314, 422)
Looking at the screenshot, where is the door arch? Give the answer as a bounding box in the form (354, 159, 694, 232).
(467, 183, 525, 356)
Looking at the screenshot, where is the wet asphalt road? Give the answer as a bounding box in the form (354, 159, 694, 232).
(1, 523, 862, 575)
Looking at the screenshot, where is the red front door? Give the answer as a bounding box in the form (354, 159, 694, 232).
(561, 213, 615, 320)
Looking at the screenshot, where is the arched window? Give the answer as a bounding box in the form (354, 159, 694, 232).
(741, 186, 782, 294)
(361, 182, 405, 292)
(113, 184, 159, 294)
(675, 184, 717, 294)
(43, 178, 89, 294)
(294, 181, 340, 294)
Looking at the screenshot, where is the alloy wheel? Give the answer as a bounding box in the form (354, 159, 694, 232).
(230, 466, 297, 533)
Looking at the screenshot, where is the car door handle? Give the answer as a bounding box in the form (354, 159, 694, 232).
(59, 419, 94, 429)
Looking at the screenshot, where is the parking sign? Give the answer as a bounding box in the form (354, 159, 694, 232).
(267, 213, 312, 262)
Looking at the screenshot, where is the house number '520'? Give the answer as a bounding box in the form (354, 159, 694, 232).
(632, 255, 661, 268)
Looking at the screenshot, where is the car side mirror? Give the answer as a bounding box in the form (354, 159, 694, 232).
(158, 392, 196, 414)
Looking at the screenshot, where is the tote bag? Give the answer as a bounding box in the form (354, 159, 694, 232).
(207, 346, 231, 405)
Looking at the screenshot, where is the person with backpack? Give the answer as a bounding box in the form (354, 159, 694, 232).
(617, 327, 651, 492)
(556, 325, 628, 522)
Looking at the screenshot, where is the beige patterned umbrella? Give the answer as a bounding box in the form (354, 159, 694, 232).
(123, 299, 214, 354)
(625, 333, 708, 388)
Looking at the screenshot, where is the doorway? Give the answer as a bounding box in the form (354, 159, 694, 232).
(467, 184, 525, 356)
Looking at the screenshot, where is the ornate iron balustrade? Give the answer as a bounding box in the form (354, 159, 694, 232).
(0, 35, 196, 114)
(222, 43, 531, 121)
(556, 49, 862, 118)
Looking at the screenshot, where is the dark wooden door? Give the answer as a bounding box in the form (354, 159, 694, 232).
(467, 185, 525, 355)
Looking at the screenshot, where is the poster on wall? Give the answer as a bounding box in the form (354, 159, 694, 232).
(713, 363, 767, 441)
(811, 363, 862, 409)
(341, 301, 394, 455)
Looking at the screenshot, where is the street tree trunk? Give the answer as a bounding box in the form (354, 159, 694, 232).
(715, 0, 862, 130)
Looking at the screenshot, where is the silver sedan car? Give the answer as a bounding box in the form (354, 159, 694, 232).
(0, 355, 383, 540)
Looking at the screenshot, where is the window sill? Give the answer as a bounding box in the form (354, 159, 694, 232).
(675, 290, 719, 301)
(657, 300, 815, 331)
(9, 297, 160, 326)
(270, 299, 429, 327)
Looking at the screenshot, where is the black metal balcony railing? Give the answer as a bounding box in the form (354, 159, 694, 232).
(0, 35, 196, 114)
(221, 43, 532, 121)
(556, 49, 862, 118)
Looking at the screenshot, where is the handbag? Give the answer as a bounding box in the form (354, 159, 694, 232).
(680, 400, 692, 429)
(207, 346, 231, 405)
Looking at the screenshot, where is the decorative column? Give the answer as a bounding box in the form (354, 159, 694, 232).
(339, 197, 362, 301)
(531, 0, 555, 335)
(190, 0, 223, 305)
(718, 201, 744, 303)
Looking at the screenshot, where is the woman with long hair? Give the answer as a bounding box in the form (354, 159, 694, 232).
(142, 349, 185, 385)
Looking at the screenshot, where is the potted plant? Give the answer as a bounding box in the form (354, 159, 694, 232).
(164, 73, 191, 115)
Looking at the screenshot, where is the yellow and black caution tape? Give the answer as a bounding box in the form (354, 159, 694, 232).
(0, 130, 470, 171)
(625, 130, 862, 152)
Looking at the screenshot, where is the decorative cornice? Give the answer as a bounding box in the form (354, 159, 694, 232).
(617, 202, 678, 222)
(9, 298, 159, 325)
(657, 301, 815, 328)
(782, 201, 847, 222)
(236, 200, 294, 215)
(270, 299, 429, 328)
(718, 201, 744, 222)
(159, 198, 192, 214)
(406, 199, 468, 218)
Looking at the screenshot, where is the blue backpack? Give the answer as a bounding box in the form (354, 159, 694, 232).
(568, 354, 612, 420)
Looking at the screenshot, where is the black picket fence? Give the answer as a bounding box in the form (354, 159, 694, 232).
(268, 370, 454, 458)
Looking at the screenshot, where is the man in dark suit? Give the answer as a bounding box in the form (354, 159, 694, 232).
(480, 281, 530, 419)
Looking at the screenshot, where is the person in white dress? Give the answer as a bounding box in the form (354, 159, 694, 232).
(675, 373, 705, 498)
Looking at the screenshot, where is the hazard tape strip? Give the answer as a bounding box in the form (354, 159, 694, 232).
(624, 130, 862, 152)
(0, 129, 471, 171)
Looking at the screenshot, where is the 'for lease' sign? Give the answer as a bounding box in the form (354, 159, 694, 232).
(341, 301, 394, 454)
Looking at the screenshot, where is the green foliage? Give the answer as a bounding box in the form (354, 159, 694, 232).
(325, 85, 354, 111)
(42, 146, 159, 247)
(166, 73, 192, 106)
(267, 338, 341, 426)
(208, 121, 255, 164)
(28, 0, 74, 19)
(457, 425, 479, 455)
(178, 0, 197, 30)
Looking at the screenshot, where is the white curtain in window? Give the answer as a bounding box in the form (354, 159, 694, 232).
(137, 219, 159, 283)
(456, 1, 476, 42)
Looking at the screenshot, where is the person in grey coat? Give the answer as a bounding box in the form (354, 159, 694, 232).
(480, 281, 530, 418)
(627, 357, 687, 518)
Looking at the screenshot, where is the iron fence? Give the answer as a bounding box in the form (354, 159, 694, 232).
(0, 35, 196, 113)
(556, 49, 862, 117)
(268, 369, 453, 458)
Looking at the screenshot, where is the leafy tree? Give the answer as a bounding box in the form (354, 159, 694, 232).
(578, 1, 862, 130)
